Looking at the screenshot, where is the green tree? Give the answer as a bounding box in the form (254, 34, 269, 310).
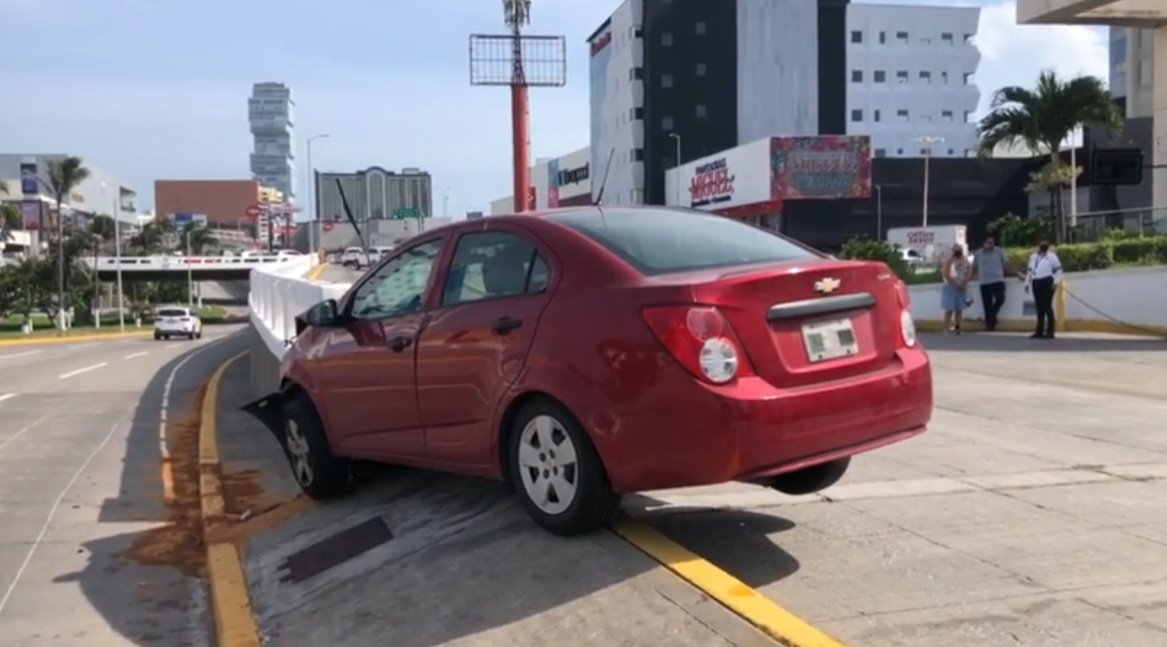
(976, 71, 1121, 242)
(0, 203, 20, 242)
(131, 219, 174, 255)
(182, 223, 215, 255)
(41, 156, 90, 329)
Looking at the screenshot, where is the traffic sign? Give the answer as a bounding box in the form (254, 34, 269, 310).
(245, 205, 261, 218)
(393, 207, 421, 220)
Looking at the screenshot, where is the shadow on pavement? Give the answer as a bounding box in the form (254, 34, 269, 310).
(920, 331, 1167, 353)
(53, 333, 248, 646)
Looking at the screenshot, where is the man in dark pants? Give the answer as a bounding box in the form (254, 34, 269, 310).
(973, 236, 1007, 331)
(1025, 240, 1062, 339)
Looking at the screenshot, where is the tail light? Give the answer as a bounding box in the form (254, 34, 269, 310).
(893, 280, 917, 348)
(641, 305, 755, 384)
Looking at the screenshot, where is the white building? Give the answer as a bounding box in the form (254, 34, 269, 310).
(1110, 27, 1156, 119)
(249, 82, 296, 200)
(846, 3, 982, 159)
(489, 146, 592, 214)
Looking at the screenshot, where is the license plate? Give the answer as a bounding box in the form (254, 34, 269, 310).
(802, 318, 859, 362)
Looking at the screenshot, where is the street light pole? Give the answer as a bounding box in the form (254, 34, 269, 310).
(114, 199, 125, 332)
(669, 133, 682, 206)
(914, 136, 945, 228)
(875, 185, 883, 239)
(306, 134, 330, 257)
(186, 229, 194, 309)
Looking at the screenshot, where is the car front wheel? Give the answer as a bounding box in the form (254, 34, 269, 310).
(507, 400, 620, 536)
(282, 396, 352, 500)
(763, 457, 851, 496)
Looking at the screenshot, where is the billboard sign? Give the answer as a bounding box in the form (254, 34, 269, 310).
(20, 201, 40, 230)
(20, 162, 38, 195)
(173, 213, 208, 228)
(672, 138, 771, 211)
(770, 135, 872, 201)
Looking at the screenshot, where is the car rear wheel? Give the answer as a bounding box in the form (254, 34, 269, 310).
(153, 331, 161, 340)
(507, 400, 620, 536)
(282, 396, 352, 500)
(764, 457, 851, 496)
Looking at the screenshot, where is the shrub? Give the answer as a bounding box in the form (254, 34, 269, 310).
(838, 237, 910, 280)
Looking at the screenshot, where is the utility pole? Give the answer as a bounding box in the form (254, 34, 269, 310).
(915, 136, 945, 228)
(306, 133, 329, 256)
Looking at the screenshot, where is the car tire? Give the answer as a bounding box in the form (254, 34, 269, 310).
(281, 395, 352, 500)
(507, 399, 620, 536)
(162, 334, 170, 340)
(153, 332, 161, 340)
(764, 457, 851, 496)
(195, 330, 202, 339)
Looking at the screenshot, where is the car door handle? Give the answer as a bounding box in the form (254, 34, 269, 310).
(387, 335, 412, 352)
(491, 316, 523, 334)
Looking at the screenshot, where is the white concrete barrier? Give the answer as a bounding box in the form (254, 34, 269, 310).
(248, 257, 352, 360)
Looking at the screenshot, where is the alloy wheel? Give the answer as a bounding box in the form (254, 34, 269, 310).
(285, 419, 314, 487)
(517, 414, 579, 515)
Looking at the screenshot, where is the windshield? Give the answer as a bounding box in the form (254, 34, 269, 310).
(157, 308, 188, 317)
(546, 207, 819, 275)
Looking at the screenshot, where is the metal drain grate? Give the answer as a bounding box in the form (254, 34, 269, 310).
(279, 516, 394, 584)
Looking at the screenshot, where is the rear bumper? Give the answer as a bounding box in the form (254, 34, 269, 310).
(597, 348, 932, 493)
(155, 323, 196, 333)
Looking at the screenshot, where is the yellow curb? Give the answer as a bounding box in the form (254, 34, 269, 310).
(0, 330, 151, 346)
(305, 262, 328, 282)
(915, 318, 1167, 337)
(611, 514, 848, 647)
(197, 351, 261, 647)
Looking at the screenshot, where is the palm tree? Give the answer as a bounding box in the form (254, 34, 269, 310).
(182, 223, 215, 255)
(976, 70, 1122, 242)
(131, 219, 173, 255)
(0, 204, 20, 243)
(42, 157, 90, 238)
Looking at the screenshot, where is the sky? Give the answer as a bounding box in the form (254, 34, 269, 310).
(0, 0, 1111, 216)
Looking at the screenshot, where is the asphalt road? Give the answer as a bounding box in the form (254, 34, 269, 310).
(0, 326, 249, 646)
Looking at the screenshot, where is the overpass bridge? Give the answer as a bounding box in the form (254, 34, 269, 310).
(81, 254, 300, 281)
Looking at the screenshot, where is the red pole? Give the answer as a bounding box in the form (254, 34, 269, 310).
(510, 83, 531, 213)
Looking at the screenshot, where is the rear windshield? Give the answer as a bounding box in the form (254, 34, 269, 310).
(547, 208, 818, 275)
(157, 308, 188, 317)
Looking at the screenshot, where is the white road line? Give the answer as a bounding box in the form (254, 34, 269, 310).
(0, 416, 125, 618)
(0, 393, 15, 404)
(66, 343, 99, 350)
(0, 350, 43, 360)
(58, 363, 107, 380)
(0, 415, 49, 453)
(123, 351, 149, 359)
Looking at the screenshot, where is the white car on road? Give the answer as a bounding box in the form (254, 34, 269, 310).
(153, 306, 202, 340)
(339, 246, 370, 269)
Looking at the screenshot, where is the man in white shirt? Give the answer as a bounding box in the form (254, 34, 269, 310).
(1025, 239, 1063, 339)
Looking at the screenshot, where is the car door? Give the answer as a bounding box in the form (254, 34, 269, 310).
(313, 236, 446, 458)
(414, 224, 556, 467)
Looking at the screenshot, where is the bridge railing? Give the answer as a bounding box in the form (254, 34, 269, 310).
(247, 257, 353, 396)
(82, 254, 298, 270)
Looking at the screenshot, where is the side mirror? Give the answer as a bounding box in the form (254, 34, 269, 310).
(296, 298, 340, 335)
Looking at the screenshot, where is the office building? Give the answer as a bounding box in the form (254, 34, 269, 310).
(845, 3, 981, 158)
(588, 0, 849, 206)
(315, 166, 433, 223)
(249, 82, 296, 200)
(1110, 27, 1156, 119)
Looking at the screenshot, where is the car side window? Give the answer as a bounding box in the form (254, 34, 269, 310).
(441, 231, 551, 306)
(349, 239, 444, 320)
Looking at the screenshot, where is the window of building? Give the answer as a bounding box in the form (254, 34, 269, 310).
(631, 148, 644, 162)
(919, 70, 931, 83)
(631, 107, 643, 119)
(964, 73, 974, 85)
(874, 70, 886, 83)
(947, 149, 955, 155)
(964, 110, 973, 122)
(941, 71, 949, 84)
(941, 32, 954, 43)
(895, 31, 908, 43)
(661, 74, 673, 88)
(919, 148, 928, 155)
(896, 109, 909, 121)
(661, 116, 674, 130)
(965, 149, 974, 157)
(941, 109, 953, 121)
(633, 27, 643, 38)
(874, 109, 881, 122)
(851, 109, 863, 122)
(879, 31, 886, 44)
(695, 21, 706, 35)
(875, 148, 886, 158)
(661, 32, 673, 46)
(964, 33, 974, 43)
(851, 70, 863, 83)
(696, 62, 706, 76)
(630, 67, 643, 81)
(896, 70, 909, 83)
(897, 148, 905, 155)
(851, 30, 863, 43)
(695, 104, 707, 118)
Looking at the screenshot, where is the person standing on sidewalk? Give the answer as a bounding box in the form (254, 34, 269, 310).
(1025, 239, 1063, 339)
(940, 244, 972, 334)
(973, 236, 1007, 331)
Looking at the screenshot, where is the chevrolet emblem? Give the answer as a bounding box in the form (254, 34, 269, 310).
(814, 277, 841, 294)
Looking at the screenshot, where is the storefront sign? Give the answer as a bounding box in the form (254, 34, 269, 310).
(557, 163, 588, 186)
(20, 201, 40, 230)
(770, 136, 872, 201)
(20, 162, 38, 195)
(689, 158, 736, 208)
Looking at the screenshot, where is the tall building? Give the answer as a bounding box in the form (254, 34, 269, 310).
(1110, 27, 1156, 119)
(248, 82, 296, 200)
(588, 0, 849, 206)
(315, 166, 433, 224)
(845, 4, 981, 158)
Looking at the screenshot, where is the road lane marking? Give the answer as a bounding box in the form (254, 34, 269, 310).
(612, 514, 849, 647)
(0, 331, 151, 347)
(124, 351, 149, 359)
(0, 394, 15, 404)
(66, 342, 99, 350)
(0, 350, 44, 360)
(305, 262, 328, 281)
(198, 351, 260, 647)
(58, 363, 107, 379)
(0, 415, 128, 618)
(0, 415, 49, 453)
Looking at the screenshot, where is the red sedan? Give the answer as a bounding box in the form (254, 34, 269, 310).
(244, 207, 932, 536)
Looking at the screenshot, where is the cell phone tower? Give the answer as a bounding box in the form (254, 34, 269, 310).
(470, 0, 566, 213)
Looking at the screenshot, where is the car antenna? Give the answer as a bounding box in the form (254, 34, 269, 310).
(334, 178, 369, 250)
(592, 147, 616, 207)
